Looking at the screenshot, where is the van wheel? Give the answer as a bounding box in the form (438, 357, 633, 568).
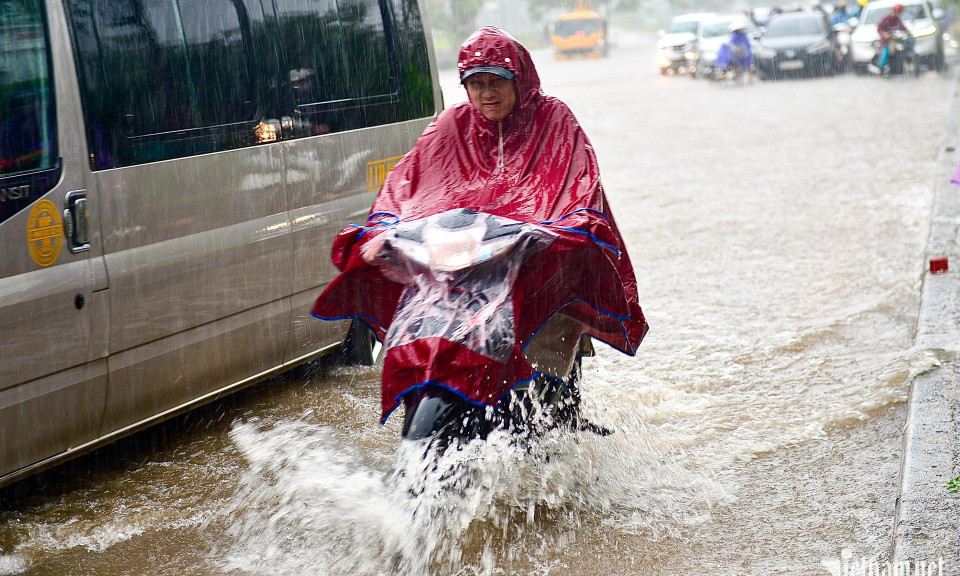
(338, 319, 376, 365)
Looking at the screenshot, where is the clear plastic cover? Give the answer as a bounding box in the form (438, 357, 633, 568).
(366, 209, 555, 362)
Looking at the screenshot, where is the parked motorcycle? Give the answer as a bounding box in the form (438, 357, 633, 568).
(360, 208, 608, 446)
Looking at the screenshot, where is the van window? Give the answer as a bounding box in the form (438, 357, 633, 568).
(275, 0, 395, 135)
(0, 0, 57, 177)
(96, 0, 255, 135)
(65, 0, 257, 168)
(0, 0, 58, 226)
(64, 0, 435, 170)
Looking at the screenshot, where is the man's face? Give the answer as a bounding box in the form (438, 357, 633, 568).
(464, 73, 517, 122)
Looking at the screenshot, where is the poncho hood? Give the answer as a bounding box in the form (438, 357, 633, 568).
(313, 27, 648, 421)
(457, 27, 542, 115)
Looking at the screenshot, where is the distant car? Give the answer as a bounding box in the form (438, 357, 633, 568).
(849, 0, 945, 73)
(656, 12, 716, 74)
(685, 14, 761, 79)
(753, 11, 845, 78)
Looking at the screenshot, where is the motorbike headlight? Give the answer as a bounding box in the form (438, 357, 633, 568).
(912, 25, 938, 38)
(806, 40, 831, 53)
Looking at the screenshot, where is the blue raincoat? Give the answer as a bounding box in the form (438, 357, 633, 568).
(714, 30, 754, 71)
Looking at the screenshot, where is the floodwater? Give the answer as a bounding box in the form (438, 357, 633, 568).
(1, 32, 956, 575)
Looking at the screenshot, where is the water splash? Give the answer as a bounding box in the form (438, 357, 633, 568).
(215, 402, 730, 576)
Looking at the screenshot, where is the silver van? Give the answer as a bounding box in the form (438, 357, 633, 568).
(0, 0, 440, 488)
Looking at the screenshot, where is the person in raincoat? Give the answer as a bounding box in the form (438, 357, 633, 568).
(831, 2, 852, 25)
(714, 21, 755, 78)
(312, 26, 648, 422)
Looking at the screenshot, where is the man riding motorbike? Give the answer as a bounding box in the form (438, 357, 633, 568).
(311, 27, 648, 438)
(877, 4, 911, 71)
(714, 21, 755, 81)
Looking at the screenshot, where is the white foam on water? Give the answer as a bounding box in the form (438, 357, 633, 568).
(216, 399, 732, 576)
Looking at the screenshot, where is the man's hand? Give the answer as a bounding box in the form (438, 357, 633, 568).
(360, 231, 388, 264)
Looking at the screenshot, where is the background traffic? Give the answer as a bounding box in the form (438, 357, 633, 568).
(656, 0, 950, 78)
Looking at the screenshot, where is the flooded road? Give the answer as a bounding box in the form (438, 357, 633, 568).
(2, 32, 956, 575)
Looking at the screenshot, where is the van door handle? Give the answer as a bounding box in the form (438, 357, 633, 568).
(63, 190, 90, 253)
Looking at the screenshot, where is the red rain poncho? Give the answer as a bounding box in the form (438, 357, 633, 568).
(312, 27, 648, 421)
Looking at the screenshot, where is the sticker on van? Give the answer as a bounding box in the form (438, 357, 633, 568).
(26, 199, 64, 267)
(367, 155, 404, 193)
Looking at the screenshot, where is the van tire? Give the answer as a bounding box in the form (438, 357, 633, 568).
(338, 319, 376, 366)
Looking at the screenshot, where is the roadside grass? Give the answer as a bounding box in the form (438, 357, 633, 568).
(949, 434, 960, 494)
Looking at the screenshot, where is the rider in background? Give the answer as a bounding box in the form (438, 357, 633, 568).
(831, 1, 852, 26)
(714, 21, 755, 79)
(877, 4, 910, 70)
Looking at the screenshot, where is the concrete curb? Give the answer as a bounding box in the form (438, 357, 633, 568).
(891, 65, 960, 571)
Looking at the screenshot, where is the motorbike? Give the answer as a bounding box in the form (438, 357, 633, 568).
(871, 30, 919, 77)
(710, 40, 753, 86)
(362, 208, 610, 446)
(710, 61, 749, 85)
(832, 22, 852, 72)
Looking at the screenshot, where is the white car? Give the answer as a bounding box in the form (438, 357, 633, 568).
(657, 12, 716, 74)
(849, 0, 946, 73)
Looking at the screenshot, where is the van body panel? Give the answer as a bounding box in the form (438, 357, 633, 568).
(0, 359, 107, 475)
(286, 120, 428, 294)
(100, 298, 289, 434)
(286, 288, 348, 363)
(98, 145, 292, 353)
(0, 0, 107, 477)
(0, 0, 440, 488)
(96, 143, 292, 430)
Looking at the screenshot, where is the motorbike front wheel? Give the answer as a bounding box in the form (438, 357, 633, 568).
(906, 53, 920, 77)
(400, 354, 595, 446)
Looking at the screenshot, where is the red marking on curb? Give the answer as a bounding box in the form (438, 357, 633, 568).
(930, 257, 949, 274)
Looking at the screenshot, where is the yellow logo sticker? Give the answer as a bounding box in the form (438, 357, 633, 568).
(366, 155, 403, 193)
(26, 199, 64, 267)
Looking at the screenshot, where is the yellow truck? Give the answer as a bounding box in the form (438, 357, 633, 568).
(551, 5, 608, 60)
